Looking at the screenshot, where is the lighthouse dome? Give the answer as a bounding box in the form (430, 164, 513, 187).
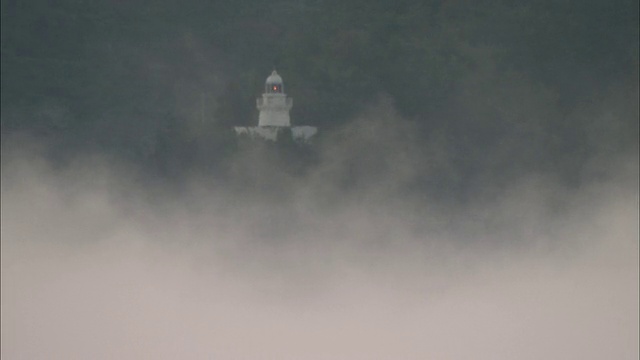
(266, 70, 283, 84)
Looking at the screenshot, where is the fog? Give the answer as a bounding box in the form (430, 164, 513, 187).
(2, 104, 638, 359)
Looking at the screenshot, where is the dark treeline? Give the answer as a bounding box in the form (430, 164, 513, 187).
(1, 0, 638, 194)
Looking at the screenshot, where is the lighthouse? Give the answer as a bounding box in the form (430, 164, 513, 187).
(234, 70, 317, 142)
(257, 70, 293, 127)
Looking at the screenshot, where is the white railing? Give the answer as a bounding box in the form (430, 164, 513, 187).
(257, 97, 293, 109)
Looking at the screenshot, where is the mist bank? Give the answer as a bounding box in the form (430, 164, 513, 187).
(1, 133, 638, 359)
(2, 73, 638, 359)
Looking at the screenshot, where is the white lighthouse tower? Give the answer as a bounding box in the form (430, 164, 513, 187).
(257, 70, 292, 127)
(234, 70, 317, 142)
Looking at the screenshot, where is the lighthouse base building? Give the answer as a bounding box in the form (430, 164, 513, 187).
(234, 70, 317, 143)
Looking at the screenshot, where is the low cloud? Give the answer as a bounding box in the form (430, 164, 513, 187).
(1, 103, 638, 359)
